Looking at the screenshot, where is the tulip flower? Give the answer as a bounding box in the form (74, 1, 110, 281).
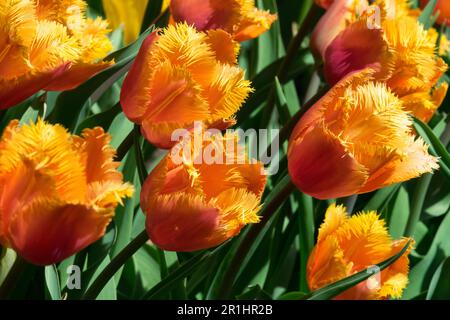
(141, 129, 267, 251)
(307, 203, 413, 300)
(313, 0, 448, 122)
(420, 0, 450, 26)
(102, 0, 171, 44)
(287, 69, 438, 200)
(169, 0, 277, 42)
(0, 120, 133, 265)
(121, 23, 252, 149)
(0, 0, 113, 110)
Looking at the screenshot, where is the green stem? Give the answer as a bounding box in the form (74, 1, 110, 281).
(298, 193, 314, 292)
(133, 125, 168, 282)
(217, 178, 296, 299)
(81, 230, 149, 300)
(115, 129, 134, 162)
(133, 125, 148, 185)
(404, 174, 432, 237)
(0, 255, 27, 299)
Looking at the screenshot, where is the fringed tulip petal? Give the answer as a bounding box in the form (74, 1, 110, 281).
(0, 0, 113, 109)
(170, 0, 276, 42)
(311, 0, 368, 59)
(234, 1, 277, 42)
(307, 204, 413, 300)
(142, 131, 266, 251)
(0, 120, 133, 265)
(288, 70, 438, 199)
(121, 23, 251, 149)
(324, 20, 392, 85)
(170, 0, 241, 34)
(206, 30, 240, 65)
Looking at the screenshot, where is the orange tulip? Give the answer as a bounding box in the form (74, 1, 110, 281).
(313, 0, 448, 122)
(169, 0, 277, 42)
(120, 23, 252, 149)
(141, 129, 267, 251)
(287, 69, 438, 200)
(307, 203, 413, 300)
(420, 0, 450, 26)
(0, 120, 133, 265)
(0, 0, 113, 110)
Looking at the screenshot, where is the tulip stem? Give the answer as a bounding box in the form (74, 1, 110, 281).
(0, 255, 27, 299)
(298, 193, 315, 292)
(405, 174, 432, 237)
(81, 230, 149, 300)
(115, 128, 134, 161)
(218, 177, 296, 299)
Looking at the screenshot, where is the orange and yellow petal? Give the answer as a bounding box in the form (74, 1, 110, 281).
(234, 3, 277, 42)
(288, 125, 368, 200)
(7, 199, 113, 265)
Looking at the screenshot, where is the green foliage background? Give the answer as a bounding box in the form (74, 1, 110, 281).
(1, 0, 450, 300)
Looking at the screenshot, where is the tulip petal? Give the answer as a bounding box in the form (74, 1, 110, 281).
(146, 193, 220, 252)
(361, 137, 438, 193)
(0, 119, 87, 202)
(0, 159, 55, 247)
(324, 20, 391, 85)
(206, 29, 239, 65)
(203, 64, 252, 123)
(378, 238, 412, 299)
(288, 125, 368, 199)
(317, 203, 348, 241)
(44, 61, 113, 91)
(311, 0, 368, 59)
(8, 199, 112, 265)
(334, 211, 393, 269)
(120, 31, 159, 122)
(0, 64, 69, 110)
(307, 235, 350, 291)
(234, 5, 277, 42)
(170, 0, 241, 33)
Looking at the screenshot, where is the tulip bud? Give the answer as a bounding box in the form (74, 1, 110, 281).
(141, 129, 267, 251)
(0, 0, 113, 109)
(287, 69, 438, 200)
(307, 203, 413, 300)
(0, 120, 133, 265)
(120, 23, 252, 149)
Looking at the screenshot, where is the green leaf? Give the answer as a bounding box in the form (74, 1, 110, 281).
(363, 184, 401, 211)
(388, 186, 410, 239)
(414, 117, 450, 180)
(236, 285, 272, 300)
(142, 246, 223, 300)
(0, 248, 16, 286)
(277, 291, 309, 300)
(76, 102, 122, 134)
(45, 265, 62, 300)
(404, 211, 450, 298)
(419, 0, 438, 29)
(426, 257, 450, 299)
(306, 240, 412, 300)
